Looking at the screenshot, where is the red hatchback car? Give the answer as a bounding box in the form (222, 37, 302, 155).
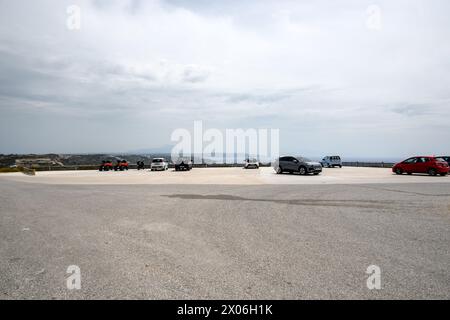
(392, 156, 449, 176)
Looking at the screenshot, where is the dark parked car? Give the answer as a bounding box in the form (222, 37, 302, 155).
(392, 156, 449, 176)
(273, 156, 322, 175)
(175, 159, 193, 171)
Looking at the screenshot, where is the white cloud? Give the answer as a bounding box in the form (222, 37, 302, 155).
(0, 0, 449, 156)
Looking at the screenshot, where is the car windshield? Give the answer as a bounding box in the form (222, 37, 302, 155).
(298, 157, 311, 162)
(176, 158, 190, 163)
(152, 159, 163, 163)
(435, 157, 446, 162)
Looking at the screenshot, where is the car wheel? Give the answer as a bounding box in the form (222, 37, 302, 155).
(299, 166, 307, 175)
(395, 168, 403, 175)
(407, 172, 412, 175)
(439, 173, 447, 176)
(313, 173, 319, 175)
(276, 166, 283, 174)
(428, 168, 437, 176)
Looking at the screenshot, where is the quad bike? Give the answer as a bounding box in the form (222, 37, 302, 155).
(99, 160, 113, 171)
(114, 160, 129, 171)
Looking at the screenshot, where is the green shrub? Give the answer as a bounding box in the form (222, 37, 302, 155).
(0, 166, 36, 175)
(0, 167, 20, 173)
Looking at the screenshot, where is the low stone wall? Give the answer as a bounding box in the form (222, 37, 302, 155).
(9, 162, 395, 171)
(342, 162, 395, 168)
(31, 163, 272, 171)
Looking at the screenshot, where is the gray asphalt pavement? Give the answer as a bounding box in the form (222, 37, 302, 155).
(1, 181, 449, 299)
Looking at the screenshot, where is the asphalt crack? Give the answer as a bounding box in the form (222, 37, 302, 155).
(163, 194, 395, 209)
(357, 185, 450, 197)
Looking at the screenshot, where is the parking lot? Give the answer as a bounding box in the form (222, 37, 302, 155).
(1, 166, 450, 185)
(0, 168, 449, 299)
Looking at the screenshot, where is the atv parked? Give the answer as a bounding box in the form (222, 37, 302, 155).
(99, 160, 113, 171)
(114, 160, 129, 171)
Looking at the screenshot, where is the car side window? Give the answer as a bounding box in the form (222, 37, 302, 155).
(404, 158, 417, 164)
(279, 157, 289, 162)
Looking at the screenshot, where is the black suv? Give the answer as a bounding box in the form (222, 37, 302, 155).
(175, 159, 193, 171)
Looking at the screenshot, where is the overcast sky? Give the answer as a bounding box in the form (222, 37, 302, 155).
(0, 0, 449, 158)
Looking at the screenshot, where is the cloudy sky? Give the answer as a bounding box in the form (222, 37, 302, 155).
(0, 0, 449, 158)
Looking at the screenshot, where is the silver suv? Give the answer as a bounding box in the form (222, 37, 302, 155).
(273, 156, 322, 175)
(321, 156, 342, 168)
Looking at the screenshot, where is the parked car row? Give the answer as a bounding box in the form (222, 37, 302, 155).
(98, 155, 450, 177)
(272, 154, 450, 177)
(99, 158, 193, 172)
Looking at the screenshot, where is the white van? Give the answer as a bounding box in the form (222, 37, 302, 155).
(321, 156, 342, 168)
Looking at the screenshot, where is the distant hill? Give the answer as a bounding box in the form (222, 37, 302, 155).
(126, 145, 174, 154)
